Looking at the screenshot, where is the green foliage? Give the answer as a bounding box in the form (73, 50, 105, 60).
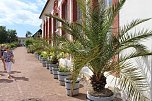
(36, 50, 42, 55)
(40, 51, 48, 59)
(48, 0, 152, 100)
(0, 26, 7, 43)
(48, 47, 65, 64)
(0, 26, 18, 44)
(51, 55, 58, 64)
(25, 38, 34, 47)
(48, 52, 54, 56)
(26, 31, 32, 37)
(58, 52, 65, 59)
(59, 66, 71, 72)
(27, 45, 34, 53)
(8, 42, 18, 49)
(25, 38, 50, 53)
(7, 29, 18, 42)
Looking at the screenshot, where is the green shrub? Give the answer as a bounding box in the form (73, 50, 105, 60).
(51, 56, 58, 64)
(40, 51, 48, 59)
(25, 38, 34, 47)
(59, 66, 71, 72)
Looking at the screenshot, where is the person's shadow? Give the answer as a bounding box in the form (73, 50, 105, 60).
(0, 79, 14, 83)
(10, 71, 21, 74)
(11, 75, 29, 81)
(0, 71, 21, 75)
(0, 70, 29, 82)
(0, 73, 5, 76)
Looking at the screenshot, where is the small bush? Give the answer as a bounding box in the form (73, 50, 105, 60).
(59, 66, 70, 72)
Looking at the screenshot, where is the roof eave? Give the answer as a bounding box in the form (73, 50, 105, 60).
(39, 0, 50, 19)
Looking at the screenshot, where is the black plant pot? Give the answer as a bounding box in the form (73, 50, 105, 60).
(52, 64, 59, 79)
(58, 71, 71, 86)
(64, 78, 80, 96)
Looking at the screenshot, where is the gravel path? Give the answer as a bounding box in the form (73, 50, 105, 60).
(0, 47, 86, 101)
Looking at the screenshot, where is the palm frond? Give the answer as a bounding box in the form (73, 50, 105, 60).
(119, 51, 152, 63)
(120, 29, 152, 44)
(119, 61, 150, 101)
(120, 18, 151, 36)
(117, 42, 149, 55)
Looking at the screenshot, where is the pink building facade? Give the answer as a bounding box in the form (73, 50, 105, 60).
(39, 0, 119, 46)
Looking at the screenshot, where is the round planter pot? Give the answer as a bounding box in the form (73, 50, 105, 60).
(46, 62, 50, 69)
(42, 60, 47, 67)
(58, 72, 71, 86)
(86, 91, 114, 101)
(34, 53, 38, 59)
(52, 67, 59, 79)
(40, 57, 43, 63)
(64, 78, 80, 96)
(49, 64, 54, 74)
(38, 55, 40, 60)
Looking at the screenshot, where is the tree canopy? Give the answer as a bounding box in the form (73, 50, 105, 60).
(25, 31, 32, 37)
(0, 26, 18, 44)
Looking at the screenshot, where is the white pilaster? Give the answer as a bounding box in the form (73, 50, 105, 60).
(42, 19, 44, 38)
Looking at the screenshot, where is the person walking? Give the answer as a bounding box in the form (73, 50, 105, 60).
(0, 45, 6, 71)
(2, 46, 14, 78)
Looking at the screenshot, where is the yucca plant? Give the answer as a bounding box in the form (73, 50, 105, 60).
(48, 0, 152, 100)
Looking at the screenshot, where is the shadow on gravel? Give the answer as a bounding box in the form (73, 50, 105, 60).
(72, 93, 87, 100)
(0, 71, 7, 73)
(10, 71, 21, 74)
(0, 79, 14, 83)
(11, 76, 29, 81)
(21, 98, 42, 101)
(0, 73, 5, 76)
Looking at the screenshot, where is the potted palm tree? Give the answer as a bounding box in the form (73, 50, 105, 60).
(40, 51, 48, 67)
(58, 65, 71, 86)
(51, 55, 59, 79)
(48, 0, 152, 100)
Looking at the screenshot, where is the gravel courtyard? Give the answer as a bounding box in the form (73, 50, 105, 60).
(0, 47, 86, 101)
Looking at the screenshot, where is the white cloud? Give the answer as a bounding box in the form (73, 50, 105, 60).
(0, 0, 46, 26)
(37, 0, 47, 6)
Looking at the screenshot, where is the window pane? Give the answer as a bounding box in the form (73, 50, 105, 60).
(77, 4, 82, 23)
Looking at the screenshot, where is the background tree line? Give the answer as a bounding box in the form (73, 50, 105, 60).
(0, 26, 18, 44)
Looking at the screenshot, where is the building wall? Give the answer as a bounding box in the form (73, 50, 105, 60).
(18, 37, 27, 46)
(40, 0, 75, 46)
(120, 0, 152, 49)
(40, 0, 119, 46)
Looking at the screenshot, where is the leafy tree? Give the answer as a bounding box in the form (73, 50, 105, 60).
(0, 26, 18, 44)
(0, 26, 8, 43)
(7, 29, 18, 43)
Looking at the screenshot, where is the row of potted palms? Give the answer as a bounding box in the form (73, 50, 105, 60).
(36, 46, 81, 96)
(46, 0, 152, 101)
(25, 38, 79, 96)
(25, 0, 152, 100)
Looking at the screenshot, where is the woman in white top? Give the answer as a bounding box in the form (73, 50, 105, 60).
(2, 46, 14, 79)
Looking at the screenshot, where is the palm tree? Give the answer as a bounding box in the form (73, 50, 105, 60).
(26, 31, 32, 38)
(48, 0, 152, 100)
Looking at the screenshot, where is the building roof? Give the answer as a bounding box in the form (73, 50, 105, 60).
(39, 0, 50, 19)
(32, 29, 42, 37)
(37, 29, 42, 33)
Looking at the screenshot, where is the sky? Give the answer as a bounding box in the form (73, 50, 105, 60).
(0, 0, 47, 37)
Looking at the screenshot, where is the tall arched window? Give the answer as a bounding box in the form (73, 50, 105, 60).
(77, 3, 82, 23)
(62, 0, 68, 35)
